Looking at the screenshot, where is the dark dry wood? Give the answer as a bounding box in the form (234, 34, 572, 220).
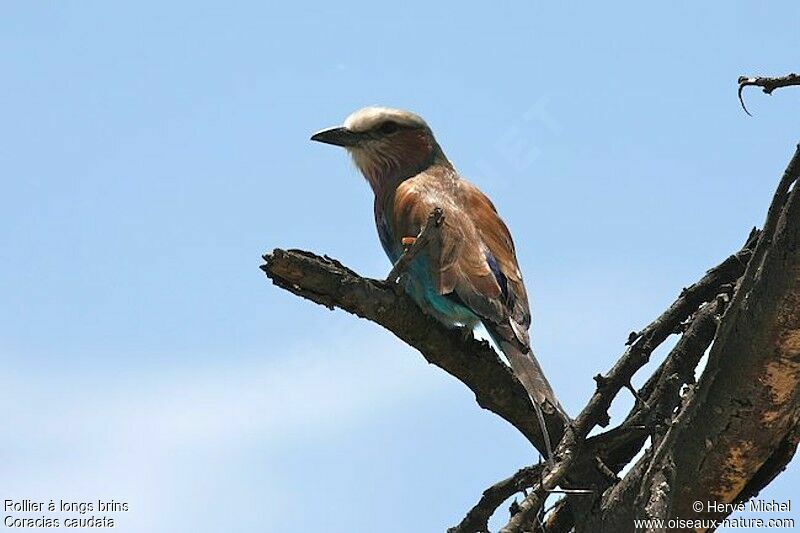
(447, 464, 545, 533)
(577, 144, 800, 532)
(544, 297, 731, 533)
(261, 249, 567, 454)
(585, 229, 758, 470)
(661, 144, 800, 523)
(496, 241, 758, 532)
(738, 72, 800, 115)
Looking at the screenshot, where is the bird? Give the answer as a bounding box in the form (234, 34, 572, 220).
(311, 107, 567, 458)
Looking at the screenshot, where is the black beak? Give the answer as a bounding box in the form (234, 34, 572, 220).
(310, 127, 361, 147)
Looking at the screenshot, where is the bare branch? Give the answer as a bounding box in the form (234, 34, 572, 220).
(499, 231, 760, 532)
(545, 297, 729, 532)
(260, 249, 566, 455)
(589, 144, 800, 531)
(542, 498, 573, 533)
(585, 230, 758, 469)
(579, 230, 757, 440)
(738, 72, 800, 115)
(448, 464, 545, 533)
(661, 143, 800, 519)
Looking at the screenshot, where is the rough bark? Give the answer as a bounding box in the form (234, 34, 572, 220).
(636, 145, 800, 530)
(573, 145, 800, 532)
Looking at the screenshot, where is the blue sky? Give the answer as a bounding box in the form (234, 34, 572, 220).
(1, 2, 798, 532)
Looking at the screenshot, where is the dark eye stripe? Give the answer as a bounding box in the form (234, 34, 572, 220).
(379, 121, 399, 134)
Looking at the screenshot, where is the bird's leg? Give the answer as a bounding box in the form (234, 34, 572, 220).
(387, 237, 418, 293)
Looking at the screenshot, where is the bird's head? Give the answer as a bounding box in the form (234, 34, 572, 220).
(311, 106, 448, 193)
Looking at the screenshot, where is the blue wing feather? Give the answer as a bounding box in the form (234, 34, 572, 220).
(484, 250, 509, 300)
(377, 214, 401, 263)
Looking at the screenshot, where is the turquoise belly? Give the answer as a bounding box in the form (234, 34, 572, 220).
(403, 256, 480, 328)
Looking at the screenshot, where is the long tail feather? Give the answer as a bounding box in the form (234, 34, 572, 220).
(500, 340, 568, 463)
(501, 341, 565, 413)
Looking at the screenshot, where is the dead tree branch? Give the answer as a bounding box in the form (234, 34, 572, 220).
(261, 142, 800, 532)
(578, 144, 800, 532)
(738, 72, 800, 115)
(495, 235, 758, 532)
(448, 464, 545, 533)
(649, 144, 800, 522)
(260, 249, 566, 455)
(261, 222, 756, 533)
(542, 296, 733, 532)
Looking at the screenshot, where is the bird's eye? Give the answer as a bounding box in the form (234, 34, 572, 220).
(379, 121, 399, 134)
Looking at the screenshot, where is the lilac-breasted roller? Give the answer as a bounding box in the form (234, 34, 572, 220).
(311, 107, 566, 454)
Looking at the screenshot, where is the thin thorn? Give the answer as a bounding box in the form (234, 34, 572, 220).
(625, 382, 650, 411)
(738, 82, 754, 117)
(545, 488, 594, 494)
